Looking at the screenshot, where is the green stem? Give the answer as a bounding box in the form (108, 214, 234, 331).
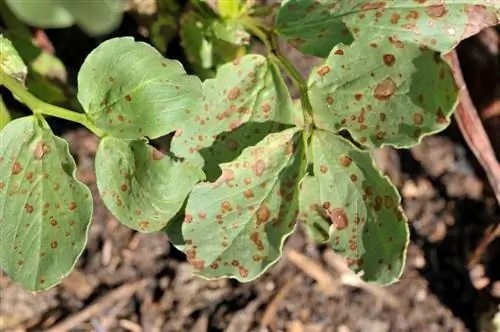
(241, 16, 314, 136)
(0, 73, 104, 136)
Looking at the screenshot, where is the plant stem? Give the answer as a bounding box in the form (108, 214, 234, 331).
(0, 73, 104, 136)
(241, 16, 314, 136)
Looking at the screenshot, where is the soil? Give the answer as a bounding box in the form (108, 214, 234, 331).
(1, 9, 500, 332)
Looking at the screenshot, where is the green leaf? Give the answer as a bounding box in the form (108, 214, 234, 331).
(298, 130, 408, 284)
(95, 137, 204, 233)
(218, 0, 243, 18)
(275, 0, 500, 57)
(5, 0, 124, 36)
(171, 54, 295, 167)
(212, 20, 250, 45)
(0, 96, 11, 130)
(77, 37, 203, 139)
(0, 116, 93, 291)
(180, 128, 305, 281)
(308, 35, 457, 148)
(0, 35, 27, 84)
(179, 10, 247, 79)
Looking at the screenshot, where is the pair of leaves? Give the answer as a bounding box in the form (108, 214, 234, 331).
(5, 0, 124, 36)
(76, 37, 206, 233)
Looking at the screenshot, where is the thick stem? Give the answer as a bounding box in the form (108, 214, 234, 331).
(0, 73, 104, 136)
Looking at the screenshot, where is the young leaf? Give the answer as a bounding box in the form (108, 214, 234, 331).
(0, 95, 11, 130)
(299, 130, 408, 284)
(171, 54, 295, 167)
(5, 0, 123, 37)
(95, 137, 204, 233)
(0, 116, 93, 291)
(0, 35, 27, 84)
(77, 37, 202, 139)
(179, 10, 247, 79)
(276, 0, 500, 57)
(180, 128, 305, 281)
(218, 0, 243, 19)
(308, 35, 456, 148)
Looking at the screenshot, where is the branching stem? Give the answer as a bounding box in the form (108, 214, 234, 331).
(0, 73, 104, 136)
(240, 16, 314, 136)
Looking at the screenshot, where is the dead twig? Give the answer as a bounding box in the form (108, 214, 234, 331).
(468, 223, 500, 268)
(261, 274, 301, 330)
(46, 279, 148, 332)
(445, 50, 500, 205)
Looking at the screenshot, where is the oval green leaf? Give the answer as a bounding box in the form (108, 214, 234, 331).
(95, 137, 204, 233)
(5, 0, 123, 36)
(298, 130, 408, 284)
(0, 116, 92, 291)
(308, 35, 457, 148)
(171, 54, 295, 167)
(180, 128, 305, 281)
(276, 0, 500, 57)
(77, 37, 202, 139)
(0, 35, 27, 84)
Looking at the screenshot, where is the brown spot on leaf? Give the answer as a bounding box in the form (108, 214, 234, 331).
(317, 66, 331, 76)
(413, 113, 424, 125)
(68, 202, 77, 211)
(239, 266, 249, 278)
(328, 208, 349, 230)
(120, 184, 128, 191)
(125, 95, 132, 102)
(244, 189, 254, 198)
(350, 174, 358, 182)
(340, 155, 352, 167)
(427, 4, 447, 18)
(12, 162, 22, 175)
(374, 78, 396, 101)
(34, 142, 50, 160)
(24, 204, 34, 213)
(184, 214, 193, 224)
(383, 54, 396, 66)
(50, 218, 57, 226)
(334, 49, 344, 55)
(227, 87, 240, 100)
(50, 240, 58, 249)
(138, 221, 149, 229)
(257, 205, 270, 225)
(250, 232, 264, 250)
(254, 160, 266, 177)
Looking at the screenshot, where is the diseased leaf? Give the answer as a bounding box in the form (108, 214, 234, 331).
(0, 95, 11, 130)
(308, 35, 456, 148)
(77, 37, 202, 139)
(180, 128, 305, 281)
(171, 54, 295, 167)
(5, 0, 123, 36)
(0, 116, 92, 291)
(298, 130, 408, 284)
(276, 0, 500, 57)
(0, 35, 27, 84)
(95, 137, 204, 233)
